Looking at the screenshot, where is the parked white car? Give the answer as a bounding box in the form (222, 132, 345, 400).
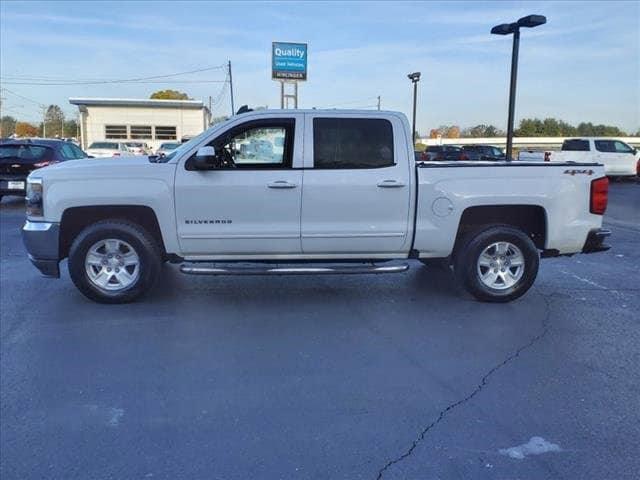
(86, 142, 134, 158)
(23, 110, 611, 304)
(518, 138, 639, 177)
(125, 142, 151, 156)
(155, 142, 181, 157)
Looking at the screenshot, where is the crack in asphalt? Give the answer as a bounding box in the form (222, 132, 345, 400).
(374, 291, 554, 480)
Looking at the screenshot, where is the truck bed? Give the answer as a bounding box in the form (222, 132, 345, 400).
(413, 161, 606, 257)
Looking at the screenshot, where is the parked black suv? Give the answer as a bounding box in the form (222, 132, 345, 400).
(0, 139, 89, 201)
(461, 145, 506, 161)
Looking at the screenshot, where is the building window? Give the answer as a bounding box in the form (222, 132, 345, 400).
(105, 125, 127, 139)
(155, 126, 177, 140)
(130, 125, 152, 139)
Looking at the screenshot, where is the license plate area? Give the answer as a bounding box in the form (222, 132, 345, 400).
(7, 181, 25, 190)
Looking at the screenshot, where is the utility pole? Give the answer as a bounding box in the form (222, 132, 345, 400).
(208, 95, 212, 126)
(377, 95, 381, 111)
(228, 60, 235, 115)
(42, 106, 47, 138)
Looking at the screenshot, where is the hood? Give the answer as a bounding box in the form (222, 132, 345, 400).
(28, 154, 174, 184)
(44, 155, 152, 171)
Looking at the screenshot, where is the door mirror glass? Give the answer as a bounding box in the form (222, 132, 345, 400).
(193, 146, 217, 169)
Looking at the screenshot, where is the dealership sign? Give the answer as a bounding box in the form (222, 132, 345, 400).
(272, 42, 307, 81)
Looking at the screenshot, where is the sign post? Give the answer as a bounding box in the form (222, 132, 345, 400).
(272, 42, 307, 109)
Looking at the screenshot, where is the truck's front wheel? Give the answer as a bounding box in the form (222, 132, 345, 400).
(454, 225, 539, 303)
(68, 220, 161, 303)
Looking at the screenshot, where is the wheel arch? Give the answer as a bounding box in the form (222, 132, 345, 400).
(59, 205, 166, 259)
(453, 204, 548, 254)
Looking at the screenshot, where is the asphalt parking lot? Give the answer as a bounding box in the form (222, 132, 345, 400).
(1, 182, 639, 480)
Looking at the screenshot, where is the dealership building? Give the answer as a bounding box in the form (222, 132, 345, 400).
(69, 97, 211, 150)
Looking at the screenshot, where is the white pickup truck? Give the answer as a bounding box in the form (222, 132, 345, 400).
(518, 137, 639, 178)
(22, 110, 611, 304)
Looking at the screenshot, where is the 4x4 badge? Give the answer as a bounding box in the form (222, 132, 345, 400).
(564, 169, 594, 175)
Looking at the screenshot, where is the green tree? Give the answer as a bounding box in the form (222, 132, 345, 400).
(1, 115, 17, 137)
(44, 104, 65, 137)
(518, 118, 625, 137)
(63, 119, 78, 138)
(150, 89, 190, 100)
(462, 124, 503, 137)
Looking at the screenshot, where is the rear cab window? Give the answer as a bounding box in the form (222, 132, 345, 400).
(312, 118, 394, 169)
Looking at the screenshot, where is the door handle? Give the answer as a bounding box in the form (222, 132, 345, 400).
(377, 179, 406, 188)
(267, 180, 297, 189)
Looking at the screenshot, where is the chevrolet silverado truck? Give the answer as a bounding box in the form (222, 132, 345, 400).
(22, 110, 611, 303)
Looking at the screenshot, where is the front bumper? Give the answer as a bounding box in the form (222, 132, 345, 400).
(582, 228, 611, 254)
(22, 220, 61, 278)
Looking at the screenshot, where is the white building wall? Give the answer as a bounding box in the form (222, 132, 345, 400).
(82, 105, 208, 151)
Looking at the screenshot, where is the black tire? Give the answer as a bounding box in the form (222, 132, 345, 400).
(453, 225, 539, 303)
(68, 220, 162, 303)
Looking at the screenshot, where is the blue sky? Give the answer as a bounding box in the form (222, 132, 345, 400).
(1, 1, 638, 133)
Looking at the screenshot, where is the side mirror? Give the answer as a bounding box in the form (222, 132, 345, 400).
(193, 146, 217, 169)
(633, 148, 638, 155)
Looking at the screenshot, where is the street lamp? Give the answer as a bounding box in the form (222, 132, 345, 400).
(407, 72, 421, 144)
(491, 14, 546, 160)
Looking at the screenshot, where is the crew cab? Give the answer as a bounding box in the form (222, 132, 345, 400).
(518, 138, 639, 177)
(22, 110, 611, 304)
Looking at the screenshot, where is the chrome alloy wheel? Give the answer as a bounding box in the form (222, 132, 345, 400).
(85, 239, 140, 291)
(476, 241, 525, 290)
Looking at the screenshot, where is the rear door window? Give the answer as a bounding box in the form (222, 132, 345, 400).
(313, 118, 394, 169)
(70, 144, 86, 158)
(562, 139, 590, 151)
(594, 140, 615, 152)
(61, 144, 77, 160)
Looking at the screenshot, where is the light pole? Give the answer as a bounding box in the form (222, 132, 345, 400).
(407, 72, 421, 144)
(491, 14, 546, 160)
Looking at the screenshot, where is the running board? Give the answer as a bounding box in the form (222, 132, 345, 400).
(179, 263, 410, 276)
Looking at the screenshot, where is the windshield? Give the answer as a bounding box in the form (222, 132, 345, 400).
(89, 142, 118, 149)
(161, 119, 234, 162)
(126, 142, 143, 148)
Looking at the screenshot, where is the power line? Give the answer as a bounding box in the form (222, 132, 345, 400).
(1, 79, 228, 86)
(1, 87, 46, 107)
(0, 64, 227, 86)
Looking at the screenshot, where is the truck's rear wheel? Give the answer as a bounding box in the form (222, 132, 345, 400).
(454, 225, 539, 303)
(68, 220, 161, 303)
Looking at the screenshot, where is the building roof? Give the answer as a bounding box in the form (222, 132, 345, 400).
(69, 97, 206, 109)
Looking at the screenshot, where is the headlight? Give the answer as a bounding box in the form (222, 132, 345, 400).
(26, 178, 43, 217)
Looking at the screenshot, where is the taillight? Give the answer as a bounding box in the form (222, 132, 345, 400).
(459, 153, 469, 161)
(33, 160, 58, 168)
(636, 159, 639, 176)
(113, 152, 120, 156)
(590, 177, 609, 215)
